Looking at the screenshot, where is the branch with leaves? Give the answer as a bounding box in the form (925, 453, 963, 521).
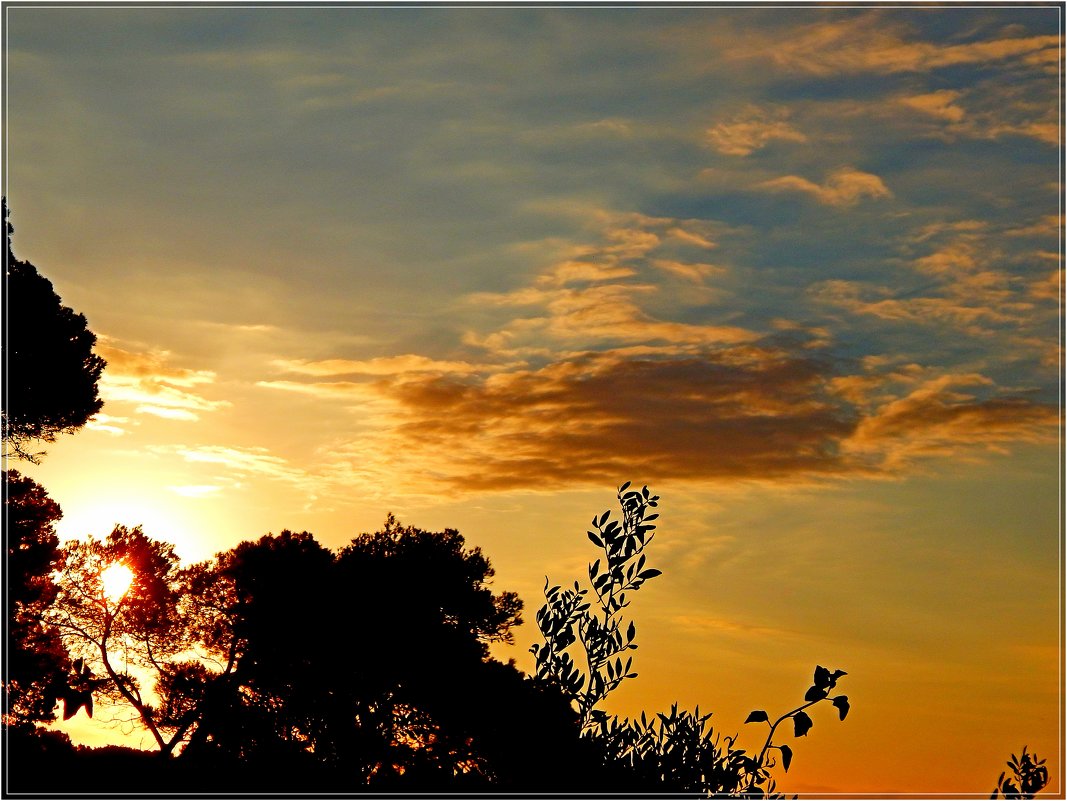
(740, 665, 850, 791)
(531, 482, 660, 732)
(531, 484, 853, 796)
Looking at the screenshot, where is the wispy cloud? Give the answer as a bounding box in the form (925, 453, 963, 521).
(706, 105, 808, 156)
(757, 167, 892, 207)
(844, 372, 1058, 471)
(272, 355, 507, 377)
(898, 89, 967, 123)
(724, 15, 1059, 77)
(95, 339, 230, 427)
(85, 413, 130, 437)
(811, 223, 1057, 346)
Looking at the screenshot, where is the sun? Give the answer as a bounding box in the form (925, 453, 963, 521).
(100, 562, 134, 603)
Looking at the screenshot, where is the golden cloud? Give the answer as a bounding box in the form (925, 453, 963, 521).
(844, 374, 1057, 470)
(328, 346, 1056, 492)
(272, 355, 504, 377)
(898, 90, 966, 123)
(706, 105, 808, 156)
(758, 167, 892, 207)
(94, 340, 230, 424)
(731, 15, 1059, 76)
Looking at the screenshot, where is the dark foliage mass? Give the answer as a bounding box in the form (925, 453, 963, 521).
(21, 521, 592, 793)
(3, 470, 69, 727)
(3, 201, 105, 463)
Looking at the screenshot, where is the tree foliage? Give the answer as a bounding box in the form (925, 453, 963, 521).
(45, 526, 234, 755)
(186, 522, 580, 789)
(3, 469, 69, 726)
(42, 521, 585, 790)
(3, 200, 105, 463)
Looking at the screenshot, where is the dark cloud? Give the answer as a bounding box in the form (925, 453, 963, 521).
(350, 345, 1055, 491)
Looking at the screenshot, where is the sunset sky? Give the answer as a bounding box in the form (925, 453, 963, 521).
(4, 4, 1062, 794)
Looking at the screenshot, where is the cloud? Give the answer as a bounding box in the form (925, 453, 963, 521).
(898, 90, 967, 123)
(463, 207, 754, 355)
(85, 413, 130, 436)
(706, 105, 808, 156)
(811, 279, 1024, 333)
(536, 260, 637, 287)
(727, 15, 1059, 76)
(844, 373, 1058, 470)
(651, 259, 727, 284)
(324, 344, 1056, 493)
(155, 445, 309, 486)
(272, 355, 504, 377)
(95, 339, 230, 424)
(367, 345, 859, 491)
(812, 225, 1056, 341)
(757, 167, 892, 207)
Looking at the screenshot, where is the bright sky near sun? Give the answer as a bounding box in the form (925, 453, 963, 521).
(4, 4, 1062, 795)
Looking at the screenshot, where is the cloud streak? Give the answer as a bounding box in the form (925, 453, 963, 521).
(757, 167, 893, 207)
(95, 340, 230, 427)
(267, 340, 1055, 495)
(724, 15, 1059, 77)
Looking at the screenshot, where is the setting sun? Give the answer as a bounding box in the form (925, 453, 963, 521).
(100, 563, 134, 604)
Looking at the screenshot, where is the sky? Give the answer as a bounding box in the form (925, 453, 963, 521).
(3, 3, 1062, 795)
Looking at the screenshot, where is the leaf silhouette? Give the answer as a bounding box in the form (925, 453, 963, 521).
(832, 695, 850, 721)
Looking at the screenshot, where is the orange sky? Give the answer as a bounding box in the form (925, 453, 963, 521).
(5, 4, 1062, 795)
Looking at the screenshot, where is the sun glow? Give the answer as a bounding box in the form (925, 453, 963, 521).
(101, 563, 134, 603)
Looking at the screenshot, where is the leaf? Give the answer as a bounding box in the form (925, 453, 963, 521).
(780, 744, 793, 772)
(626, 620, 636, 642)
(744, 710, 769, 724)
(588, 531, 603, 548)
(619, 481, 631, 492)
(793, 710, 813, 737)
(832, 695, 850, 721)
(804, 685, 828, 702)
(599, 510, 611, 526)
(637, 568, 662, 580)
(813, 665, 831, 689)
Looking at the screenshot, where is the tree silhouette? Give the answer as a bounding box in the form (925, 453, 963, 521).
(3, 469, 69, 727)
(45, 526, 236, 756)
(181, 524, 586, 790)
(2, 200, 105, 463)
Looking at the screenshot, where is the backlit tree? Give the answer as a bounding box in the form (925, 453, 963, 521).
(46, 526, 236, 756)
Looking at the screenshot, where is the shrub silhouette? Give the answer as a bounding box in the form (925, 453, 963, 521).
(993, 748, 1050, 799)
(532, 482, 851, 796)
